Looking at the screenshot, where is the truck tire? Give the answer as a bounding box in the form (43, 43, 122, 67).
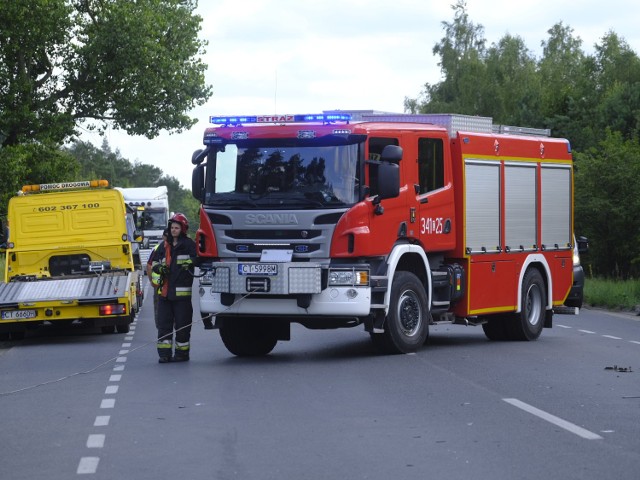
(116, 323, 130, 334)
(482, 314, 509, 341)
(371, 271, 429, 354)
(219, 316, 278, 356)
(506, 268, 546, 341)
(9, 330, 25, 340)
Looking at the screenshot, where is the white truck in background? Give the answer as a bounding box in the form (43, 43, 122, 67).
(115, 186, 170, 266)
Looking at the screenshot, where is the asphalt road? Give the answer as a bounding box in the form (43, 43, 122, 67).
(1, 285, 639, 480)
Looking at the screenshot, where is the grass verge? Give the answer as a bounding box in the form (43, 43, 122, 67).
(584, 277, 640, 312)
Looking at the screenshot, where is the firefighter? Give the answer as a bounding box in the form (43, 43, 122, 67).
(151, 213, 197, 363)
(147, 228, 170, 325)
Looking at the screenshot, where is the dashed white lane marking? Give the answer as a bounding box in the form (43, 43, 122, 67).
(87, 434, 105, 448)
(77, 457, 99, 474)
(77, 315, 139, 475)
(94, 416, 110, 427)
(558, 324, 640, 344)
(503, 398, 603, 440)
(105, 385, 119, 395)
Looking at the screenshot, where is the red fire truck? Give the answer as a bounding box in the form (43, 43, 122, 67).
(190, 111, 575, 356)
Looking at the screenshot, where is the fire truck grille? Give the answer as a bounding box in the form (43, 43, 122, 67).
(225, 229, 322, 240)
(226, 243, 321, 254)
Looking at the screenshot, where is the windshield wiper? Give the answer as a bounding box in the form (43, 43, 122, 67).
(210, 197, 259, 208)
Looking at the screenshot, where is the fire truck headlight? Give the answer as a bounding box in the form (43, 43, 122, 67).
(328, 269, 369, 286)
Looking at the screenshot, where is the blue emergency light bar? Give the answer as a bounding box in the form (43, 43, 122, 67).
(209, 113, 351, 126)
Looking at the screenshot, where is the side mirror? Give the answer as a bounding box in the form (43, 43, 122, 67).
(377, 162, 400, 200)
(576, 235, 589, 254)
(192, 164, 205, 202)
(380, 145, 403, 163)
(192, 148, 209, 165)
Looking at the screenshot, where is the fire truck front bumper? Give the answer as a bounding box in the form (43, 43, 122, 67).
(198, 262, 371, 316)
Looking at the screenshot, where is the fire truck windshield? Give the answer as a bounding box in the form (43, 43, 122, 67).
(207, 143, 360, 208)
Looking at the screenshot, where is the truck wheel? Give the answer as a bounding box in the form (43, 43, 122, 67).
(101, 325, 116, 334)
(219, 317, 278, 356)
(371, 271, 429, 354)
(482, 314, 509, 341)
(9, 330, 25, 340)
(116, 323, 130, 334)
(507, 268, 546, 341)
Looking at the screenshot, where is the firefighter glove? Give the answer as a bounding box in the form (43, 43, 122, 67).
(152, 263, 169, 276)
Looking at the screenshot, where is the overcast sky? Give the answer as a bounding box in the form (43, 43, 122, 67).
(81, 0, 640, 189)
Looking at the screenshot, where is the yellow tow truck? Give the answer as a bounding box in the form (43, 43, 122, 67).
(0, 180, 142, 339)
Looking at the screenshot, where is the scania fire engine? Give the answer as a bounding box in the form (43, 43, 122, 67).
(190, 111, 576, 356)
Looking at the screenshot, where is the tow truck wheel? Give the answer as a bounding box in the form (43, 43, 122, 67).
(219, 316, 278, 356)
(116, 323, 130, 334)
(9, 330, 25, 340)
(371, 271, 429, 354)
(507, 268, 546, 341)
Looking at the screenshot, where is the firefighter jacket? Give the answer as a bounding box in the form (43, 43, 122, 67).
(152, 235, 197, 300)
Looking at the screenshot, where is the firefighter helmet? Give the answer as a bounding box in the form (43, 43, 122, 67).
(169, 213, 189, 234)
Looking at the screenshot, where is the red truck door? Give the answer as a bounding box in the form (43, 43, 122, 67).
(415, 133, 456, 253)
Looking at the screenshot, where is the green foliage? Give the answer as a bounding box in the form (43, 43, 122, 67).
(407, 2, 640, 278)
(0, 0, 210, 221)
(575, 131, 640, 278)
(65, 138, 198, 226)
(584, 277, 640, 311)
(0, 0, 211, 148)
(0, 142, 79, 213)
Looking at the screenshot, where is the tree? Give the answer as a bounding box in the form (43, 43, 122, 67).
(574, 130, 640, 278)
(483, 34, 541, 126)
(66, 138, 199, 226)
(0, 142, 79, 214)
(591, 32, 640, 143)
(0, 0, 211, 148)
(68, 139, 139, 186)
(159, 174, 200, 227)
(405, 1, 487, 114)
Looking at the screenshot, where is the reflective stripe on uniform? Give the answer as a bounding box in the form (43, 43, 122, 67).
(175, 287, 192, 297)
(175, 341, 190, 352)
(157, 340, 172, 349)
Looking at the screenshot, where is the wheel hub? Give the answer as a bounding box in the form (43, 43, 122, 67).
(398, 290, 421, 336)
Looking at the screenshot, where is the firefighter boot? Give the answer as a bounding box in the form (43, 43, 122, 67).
(157, 339, 173, 363)
(173, 341, 190, 362)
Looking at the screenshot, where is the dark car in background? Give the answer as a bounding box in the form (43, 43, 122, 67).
(563, 235, 588, 309)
